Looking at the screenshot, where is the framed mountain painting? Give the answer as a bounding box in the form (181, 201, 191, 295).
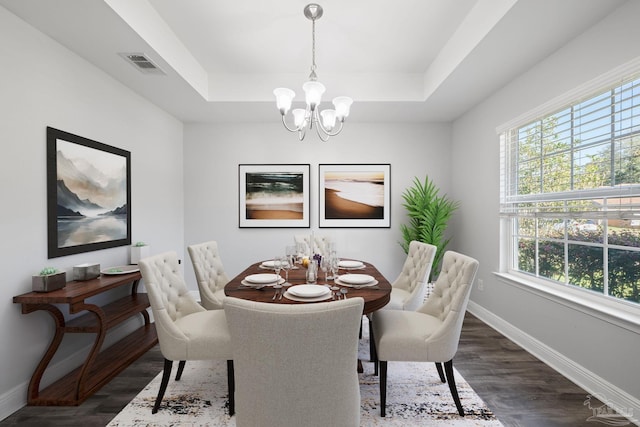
(47, 127, 131, 258)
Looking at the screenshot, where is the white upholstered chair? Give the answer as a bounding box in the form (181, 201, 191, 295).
(139, 252, 234, 415)
(367, 241, 436, 358)
(187, 240, 230, 310)
(371, 250, 479, 417)
(224, 296, 364, 427)
(386, 240, 437, 311)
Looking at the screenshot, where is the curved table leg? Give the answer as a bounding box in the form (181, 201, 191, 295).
(71, 303, 106, 401)
(21, 304, 66, 403)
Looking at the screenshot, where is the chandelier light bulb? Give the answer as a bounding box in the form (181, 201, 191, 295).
(320, 109, 337, 131)
(292, 109, 308, 129)
(273, 88, 296, 115)
(303, 81, 325, 111)
(332, 96, 353, 121)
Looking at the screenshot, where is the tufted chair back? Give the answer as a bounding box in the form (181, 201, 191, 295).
(294, 234, 333, 256)
(225, 296, 363, 427)
(391, 241, 437, 310)
(187, 240, 230, 310)
(417, 250, 479, 361)
(139, 251, 206, 359)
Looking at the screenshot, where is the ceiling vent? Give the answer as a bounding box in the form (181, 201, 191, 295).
(118, 52, 166, 75)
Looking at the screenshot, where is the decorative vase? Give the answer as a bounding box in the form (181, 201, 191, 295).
(130, 245, 150, 264)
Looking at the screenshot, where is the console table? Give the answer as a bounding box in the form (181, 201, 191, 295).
(13, 271, 158, 406)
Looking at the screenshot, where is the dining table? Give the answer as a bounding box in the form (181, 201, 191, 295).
(224, 258, 392, 373)
(224, 259, 392, 315)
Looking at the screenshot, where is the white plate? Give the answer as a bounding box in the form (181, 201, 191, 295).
(288, 284, 331, 298)
(339, 274, 375, 285)
(334, 277, 379, 288)
(245, 273, 280, 284)
(261, 260, 279, 268)
(101, 265, 140, 275)
(338, 260, 364, 268)
(283, 290, 333, 302)
(241, 277, 285, 287)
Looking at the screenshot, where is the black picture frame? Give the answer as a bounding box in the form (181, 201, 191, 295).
(47, 127, 131, 258)
(318, 163, 391, 228)
(239, 164, 310, 228)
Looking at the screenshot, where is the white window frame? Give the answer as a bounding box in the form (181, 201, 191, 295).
(497, 57, 640, 333)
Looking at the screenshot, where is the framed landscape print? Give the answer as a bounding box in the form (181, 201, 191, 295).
(239, 164, 310, 228)
(47, 127, 131, 258)
(319, 164, 391, 228)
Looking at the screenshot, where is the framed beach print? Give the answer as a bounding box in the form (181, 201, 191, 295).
(47, 127, 131, 258)
(239, 164, 310, 228)
(319, 164, 391, 228)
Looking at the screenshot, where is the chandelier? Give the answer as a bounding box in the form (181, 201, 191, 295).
(273, 4, 353, 142)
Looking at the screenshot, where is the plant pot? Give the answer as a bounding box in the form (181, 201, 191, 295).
(73, 263, 101, 281)
(130, 245, 150, 264)
(32, 272, 66, 292)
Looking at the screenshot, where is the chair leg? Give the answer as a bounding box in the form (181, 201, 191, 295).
(175, 360, 186, 380)
(359, 315, 363, 339)
(444, 360, 464, 417)
(227, 360, 235, 416)
(380, 361, 387, 417)
(370, 322, 379, 376)
(153, 358, 173, 414)
(435, 362, 446, 383)
(369, 318, 375, 362)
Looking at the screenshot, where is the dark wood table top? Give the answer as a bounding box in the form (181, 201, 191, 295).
(224, 260, 391, 315)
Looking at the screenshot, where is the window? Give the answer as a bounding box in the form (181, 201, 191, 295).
(500, 73, 640, 306)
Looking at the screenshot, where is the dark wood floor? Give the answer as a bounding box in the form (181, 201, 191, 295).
(0, 313, 619, 427)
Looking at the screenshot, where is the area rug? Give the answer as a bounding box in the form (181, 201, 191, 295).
(108, 325, 502, 427)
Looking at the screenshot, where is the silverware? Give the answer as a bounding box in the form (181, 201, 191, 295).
(272, 285, 283, 300)
(340, 288, 348, 299)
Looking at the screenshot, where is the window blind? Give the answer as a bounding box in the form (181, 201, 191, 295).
(500, 73, 640, 221)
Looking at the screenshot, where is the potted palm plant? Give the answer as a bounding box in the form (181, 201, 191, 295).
(400, 175, 459, 281)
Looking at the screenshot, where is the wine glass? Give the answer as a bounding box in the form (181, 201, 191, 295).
(286, 245, 298, 269)
(295, 242, 306, 265)
(329, 253, 339, 281)
(320, 256, 331, 283)
(273, 256, 282, 281)
(280, 255, 291, 284)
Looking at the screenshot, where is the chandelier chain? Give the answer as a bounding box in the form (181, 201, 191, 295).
(311, 18, 317, 77)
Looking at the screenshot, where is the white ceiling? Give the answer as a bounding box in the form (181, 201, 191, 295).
(0, 0, 628, 123)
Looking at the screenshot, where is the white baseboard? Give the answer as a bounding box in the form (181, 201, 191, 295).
(467, 301, 639, 425)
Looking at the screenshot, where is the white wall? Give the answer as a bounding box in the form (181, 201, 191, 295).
(0, 7, 184, 418)
(451, 0, 640, 407)
(183, 122, 452, 287)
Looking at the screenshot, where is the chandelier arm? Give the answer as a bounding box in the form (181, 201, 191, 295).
(281, 114, 301, 133)
(314, 123, 330, 142)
